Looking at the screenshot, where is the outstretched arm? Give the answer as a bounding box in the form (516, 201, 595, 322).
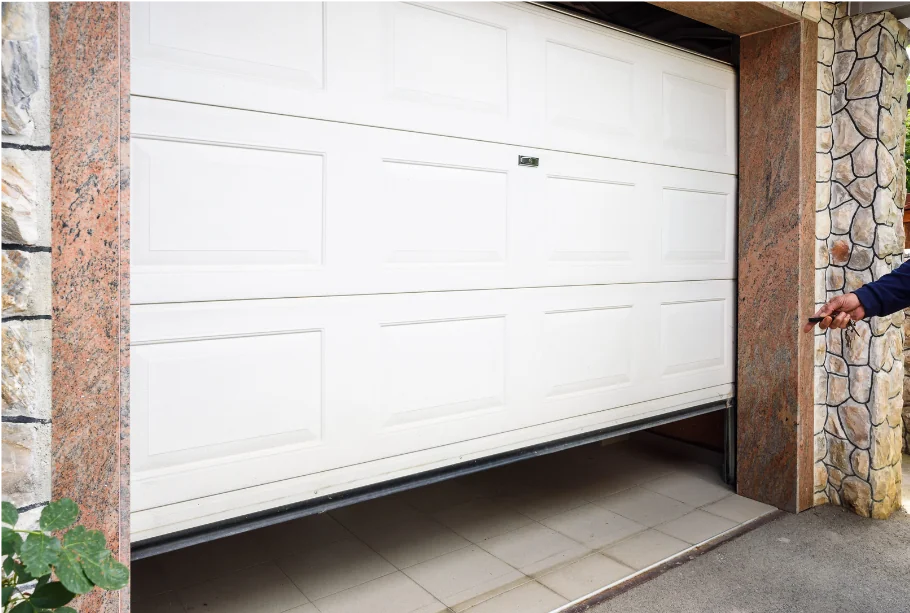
(852, 259, 910, 320)
(805, 259, 910, 333)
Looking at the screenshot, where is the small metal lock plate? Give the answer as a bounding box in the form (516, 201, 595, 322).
(518, 155, 539, 167)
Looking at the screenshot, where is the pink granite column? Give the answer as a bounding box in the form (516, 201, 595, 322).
(737, 21, 818, 513)
(50, 3, 129, 611)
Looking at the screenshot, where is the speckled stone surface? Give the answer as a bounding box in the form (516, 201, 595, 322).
(737, 22, 818, 513)
(50, 3, 128, 611)
(652, 1, 798, 35)
(118, 4, 131, 612)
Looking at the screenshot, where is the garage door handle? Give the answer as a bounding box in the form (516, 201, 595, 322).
(518, 155, 539, 167)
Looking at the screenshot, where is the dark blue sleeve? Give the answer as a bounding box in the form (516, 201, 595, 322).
(853, 259, 910, 318)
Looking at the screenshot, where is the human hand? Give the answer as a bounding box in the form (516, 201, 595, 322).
(803, 293, 865, 333)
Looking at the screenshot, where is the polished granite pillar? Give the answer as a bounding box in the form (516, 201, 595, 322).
(737, 21, 818, 513)
(50, 3, 130, 611)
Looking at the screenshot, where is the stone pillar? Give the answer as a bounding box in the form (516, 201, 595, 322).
(1, 2, 52, 530)
(49, 4, 130, 611)
(903, 303, 910, 452)
(738, 18, 819, 513)
(815, 10, 908, 518)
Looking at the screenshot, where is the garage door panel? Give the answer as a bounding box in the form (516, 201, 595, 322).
(132, 98, 735, 303)
(132, 2, 735, 174)
(380, 160, 509, 265)
(131, 281, 733, 511)
(133, 138, 325, 267)
(133, 332, 323, 473)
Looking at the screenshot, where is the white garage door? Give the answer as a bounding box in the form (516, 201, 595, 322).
(130, 2, 737, 541)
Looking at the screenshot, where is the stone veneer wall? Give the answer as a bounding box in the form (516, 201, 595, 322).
(1, 3, 51, 528)
(813, 8, 909, 518)
(904, 292, 910, 453)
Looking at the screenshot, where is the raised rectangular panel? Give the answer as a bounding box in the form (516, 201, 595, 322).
(382, 160, 508, 264)
(545, 41, 633, 134)
(139, 331, 322, 456)
(661, 188, 728, 263)
(389, 3, 508, 111)
(545, 175, 636, 262)
(145, 2, 324, 87)
(662, 73, 728, 155)
(379, 316, 506, 427)
(543, 306, 633, 398)
(660, 299, 725, 376)
(137, 138, 323, 263)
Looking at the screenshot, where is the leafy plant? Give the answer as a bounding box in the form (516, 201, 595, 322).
(1, 500, 129, 612)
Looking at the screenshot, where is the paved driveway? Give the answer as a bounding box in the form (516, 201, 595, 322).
(587, 457, 910, 613)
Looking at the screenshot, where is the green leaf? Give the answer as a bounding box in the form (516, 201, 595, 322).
(1, 502, 18, 527)
(62, 526, 106, 560)
(55, 549, 93, 595)
(1, 586, 14, 606)
(82, 553, 129, 591)
(57, 608, 79, 613)
(34, 574, 50, 590)
(2, 558, 34, 585)
(2, 527, 23, 555)
(19, 533, 62, 578)
(39, 500, 79, 532)
(29, 582, 75, 608)
(9, 601, 31, 613)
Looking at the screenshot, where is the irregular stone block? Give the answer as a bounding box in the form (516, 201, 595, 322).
(816, 209, 831, 240)
(825, 406, 846, 438)
(1, 422, 50, 509)
(833, 51, 856, 85)
(845, 58, 882, 99)
(849, 176, 877, 206)
(815, 335, 827, 366)
(853, 12, 885, 37)
(873, 224, 896, 259)
(847, 98, 878, 139)
(847, 243, 873, 269)
(1, 322, 34, 416)
(850, 206, 875, 247)
(876, 143, 896, 188)
(816, 126, 833, 153)
(1, 152, 38, 245)
(832, 110, 866, 158)
(815, 402, 828, 433)
(831, 199, 858, 233)
(815, 428, 828, 462)
(817, 238, 830, 265)
(826, 464, 846, 488)
(830, 83, 846, 115)
(844, 267, 872, 293)
(840, 476, 872, 517)
(827, 373, 850, 405)
(869, 423, 897, 469)
(2, 250, 30, 315)
(855, 25, 880, 58)
(835, 14, 857, 48)
(831, 181, 852, 208)
(827, 434, 855, 473)
(1, 3, 38, 134)
(850, 448, 870, 480)
(814, 460, 829, 496)
(839, 403, 871, 448)
(816, 151, 833, 181)
(819, 37, 835, 66)
(849, 365, 873, 403)
(825, 264, 844, 291)
(832, 155, 854, 185)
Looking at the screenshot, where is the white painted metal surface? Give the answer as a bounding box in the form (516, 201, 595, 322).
(130, 2, 738, 538)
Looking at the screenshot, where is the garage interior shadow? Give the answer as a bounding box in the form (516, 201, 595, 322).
(131, 423, 777, 613)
